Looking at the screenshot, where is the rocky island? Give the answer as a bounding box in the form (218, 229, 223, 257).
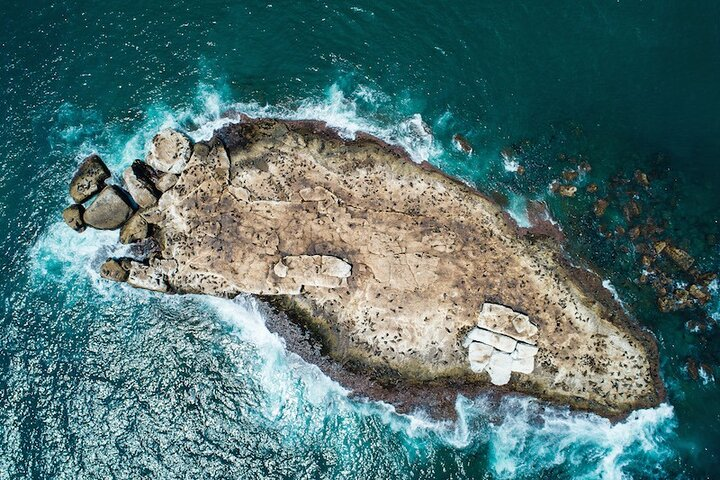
(63, 117, 664, 419)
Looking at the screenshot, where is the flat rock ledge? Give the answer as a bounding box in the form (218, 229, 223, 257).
(64, 117, 664, 419)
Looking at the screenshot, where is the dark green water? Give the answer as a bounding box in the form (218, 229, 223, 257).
(1, 1, 719, 478)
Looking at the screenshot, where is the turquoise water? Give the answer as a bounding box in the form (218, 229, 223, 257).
(1, 1, 719, 478)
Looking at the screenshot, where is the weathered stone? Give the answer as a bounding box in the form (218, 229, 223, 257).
(465, 327, 517, 353)
(688, 284, 711, 304)
(272, 255, 352, 290)
(69, 154, 111, 203)
(99, 258, 129, 282)
(83, 186, 135, 230)
(654, 241, 667, 254)
(579, 161, 592, 172)
(511, 355, 535, 374)
(123, 160, 159, 208)
(586, 183, 598, 194)
(558, 185, 577, 197)
(695, 272, 717, 287)
(453, 134, 473, 154)
(486, 351, 513, 385)
(594, 199, 609, 217)
(119, 212, 150, 244)
(663, 245, 695, 272)
(145, 128, 192, 174)
(127, 262, 168, 292)
(62, 204, 85, 232)
(513, 342, 539, 359)
(154, 173, 178, 192)
(468, 342, 494, 372)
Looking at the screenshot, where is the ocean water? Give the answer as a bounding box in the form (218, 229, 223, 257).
(1, 1, 719, 479)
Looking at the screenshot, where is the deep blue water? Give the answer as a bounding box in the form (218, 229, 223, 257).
(1, 1, 719, 478)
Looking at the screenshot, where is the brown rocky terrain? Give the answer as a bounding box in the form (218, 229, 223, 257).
(63, 117, 664, 419)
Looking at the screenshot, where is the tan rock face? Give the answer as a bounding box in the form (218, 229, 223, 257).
(87, 118, 662, 418)
(145, 129, 192, 174)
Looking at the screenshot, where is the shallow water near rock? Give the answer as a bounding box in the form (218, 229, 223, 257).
(1, 1, 718, 479)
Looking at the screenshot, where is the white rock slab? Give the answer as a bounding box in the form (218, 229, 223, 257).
(486, 351, 513, 385)
(464, 327, 517, 353)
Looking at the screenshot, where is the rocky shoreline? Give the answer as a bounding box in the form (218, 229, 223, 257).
(63, 116, 665, 419)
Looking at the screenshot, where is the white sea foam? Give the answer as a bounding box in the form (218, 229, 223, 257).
(484, 397, 676, 480)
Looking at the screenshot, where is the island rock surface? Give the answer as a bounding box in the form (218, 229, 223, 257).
(66, 117, 664, 418)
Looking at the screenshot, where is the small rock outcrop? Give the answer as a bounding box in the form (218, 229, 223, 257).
(69, 154, 111, 203)
(83, 186, 135, 230)
(145, 128, 192, 174)
(62, 204, 85, 232)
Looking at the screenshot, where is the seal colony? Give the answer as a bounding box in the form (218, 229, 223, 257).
(63, 117, 664, 418)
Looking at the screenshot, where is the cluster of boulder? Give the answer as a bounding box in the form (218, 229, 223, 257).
(502, 139, 717, 315)
(462, 303, 539, 385)
(62, 128, 192, 289)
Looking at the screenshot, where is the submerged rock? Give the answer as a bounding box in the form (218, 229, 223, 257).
(83, 185, 135, 230)
(69, 154, 111, 203)
(452, 134, 473, 154)
(62, 204, 85, 232)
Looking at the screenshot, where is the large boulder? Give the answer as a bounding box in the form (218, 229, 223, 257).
(62, 204, 85, 232)
(123, 160, 160, 208)
(83, 185, 135, 230)
(99, 258, 129, 282)
(145, 129, 192, 174)
(69, 154, 111, 203)
(154, 173, 178, 193)
(119, 212, 150, 244)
